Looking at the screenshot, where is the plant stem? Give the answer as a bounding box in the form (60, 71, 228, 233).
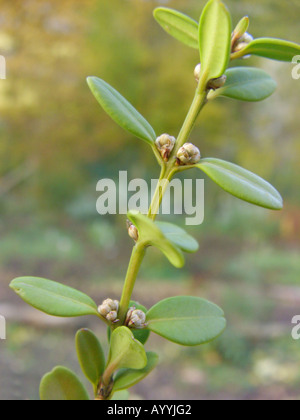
(116, 84, 208, 325)
(117, 242, 146, 325)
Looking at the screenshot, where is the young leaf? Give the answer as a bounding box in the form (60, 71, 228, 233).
(199, 0, 232, 81)
(40, 366, 90, 401)
(196, 158, 283, 210)
(76, 329, 105, 392)
(107, 327, 147, 372)
(10, 277, 99, 317)
(127, 211, 184, 268)
(153, 7, 199, 49)
(156, 221, 199, 253)
(87, 77, 156, 144)
(209, 67, 277, 102)
(232, 16, 249, 41)
(113, 352, 159, 392)
(235, 38, 300, 62)
(147, 296, 226, 346)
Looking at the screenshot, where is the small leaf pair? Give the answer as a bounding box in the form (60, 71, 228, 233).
(154, 4, 300, 63)
(41, 327, 158, 400)
(127, 211, 199, 268)
(154, 1, 232, 83)
(40, 329, 105, 400)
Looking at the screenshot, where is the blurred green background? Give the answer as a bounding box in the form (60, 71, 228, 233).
(0, 0, 300, 400)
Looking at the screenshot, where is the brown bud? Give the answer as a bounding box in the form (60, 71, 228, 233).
(207, 75, 227, 90)
(128, 223, 139, 242)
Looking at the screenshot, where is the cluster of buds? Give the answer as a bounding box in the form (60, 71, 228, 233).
(176, 143, 201, 166)
(231, 16, 253, 58)
(125, 307, 147, 329)
(155, 134, 176, 162)
(127, 220, 139, 242)
(98, 298, 119, 323)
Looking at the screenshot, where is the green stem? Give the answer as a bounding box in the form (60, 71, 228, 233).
(117, 242, 146, 325)
(116, 84, 208, 326)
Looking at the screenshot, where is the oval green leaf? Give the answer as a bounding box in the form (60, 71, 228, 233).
(10, 277, 99, 317)
(127, 211, 184, 268)
(40, 366, 90, 401)
(107, 327, 147, 372)
(199, 0, 232, 81)
(87, 77, 156, 144)
(237, 38, 300, 62)
(113, 352, 158, 392)
(76, 329, 105, 391)
(153, 7, 199, 49)
(196, 158, 283, 210)
(209, 67, 277, 102)
(156, 221, 199, 253)
(147, 296, 226, 346)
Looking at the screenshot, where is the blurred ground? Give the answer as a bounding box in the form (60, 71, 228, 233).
(0, 0, 300, 400)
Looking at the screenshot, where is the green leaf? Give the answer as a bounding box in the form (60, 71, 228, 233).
(40, 366, 89, 401)
(76, 329, 105, 391)
(153, 7, 199, 49)
(10, 277, 99, 317)
(113, 352, 158, 392)
(238, 38, 300, 62)
(199, 0, 232, 81)
(232, 16, 249, 40)
(111, 390, 130, 400)
(209, 67, 277, 102)
(147, 296, 226, 346)
(196, 158, 283, 210)
(127, 211, 184, 268)
(156, 221, 199, 253)
(87, 77, 156, 144)
(107, 327, 147, 372)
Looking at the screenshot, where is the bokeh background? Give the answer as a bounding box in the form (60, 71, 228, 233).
(0, 0, 299, 400)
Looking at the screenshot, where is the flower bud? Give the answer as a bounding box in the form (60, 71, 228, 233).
(127, 222, 139, 242)
(98, 298, 119, 317)
(106, 311, 118, 322)
(155, 134, 176, 162)
(194, 63, 201, 82)
(207, 75, 227, 91)
(232, 32, 253, 58)
(239, 32, 254, 44)
(127, 309, 146, 329)
(176, 143, 201, 165)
